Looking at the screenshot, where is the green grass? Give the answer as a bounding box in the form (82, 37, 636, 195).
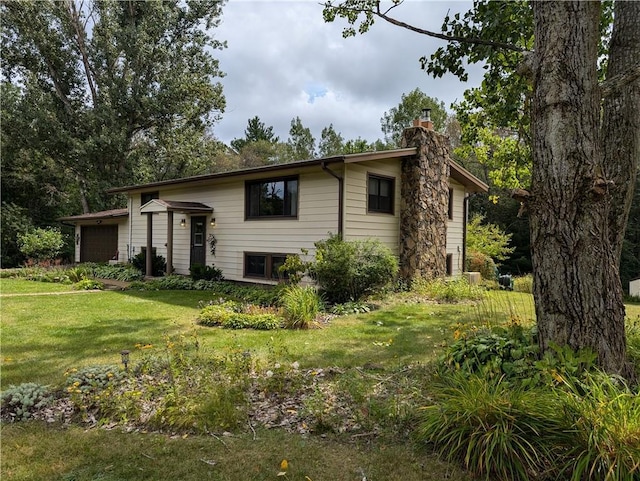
(0, 278, 75, 295)
(1, 281, 465, 388)
(1, 424, 470, 481)
(2, 279, 639, 481)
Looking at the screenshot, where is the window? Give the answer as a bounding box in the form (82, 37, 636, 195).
(141, 191, 159, 206)
(244, 253, 289, 280)
(448, 188, 454, 220)
(368, 174, 394, 214)
(246, 177, 298, 219)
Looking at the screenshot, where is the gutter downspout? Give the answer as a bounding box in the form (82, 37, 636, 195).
(321, 161, 344, 236)
(128, 196, 133, 262)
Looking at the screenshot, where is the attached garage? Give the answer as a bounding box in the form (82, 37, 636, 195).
(58, 208, 129, 264)
(80, 225, 118, 262)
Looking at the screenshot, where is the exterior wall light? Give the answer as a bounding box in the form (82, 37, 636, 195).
(210, 218, 216, 227)
(422, 108, 432, 122)
(180, 219, 186, 228)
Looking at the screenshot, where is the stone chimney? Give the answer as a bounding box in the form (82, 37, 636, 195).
(399, 111, 450, 281)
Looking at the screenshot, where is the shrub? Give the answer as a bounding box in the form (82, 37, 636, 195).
(17, 227, 65, 264)
(280, 285, 323, 329)
(223, 313, 281, 330)
(1, 383, 54, 421)
(417, 372, 561, 481)
(1, 201, 33, 267)
(411, 276, 485, 302)
(74, 278, 104, 290)
(197, 301, 238, 326)
(278, 252, 310, 285)
(131, 251, 166, 277)
(513, 274, 533, 293)
(310, 234, 398, 303)
(189, 263, 224, 281)
(465, 251, 497, 280)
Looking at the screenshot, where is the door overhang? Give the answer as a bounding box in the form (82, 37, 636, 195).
(140, 199, 213, 214)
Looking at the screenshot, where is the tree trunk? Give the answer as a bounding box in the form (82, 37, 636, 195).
(602, 1, 640, 263)
(530, 1, 631, 377)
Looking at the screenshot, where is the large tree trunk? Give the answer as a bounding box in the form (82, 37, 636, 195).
(602, 1, 640, 263)
(530, 1, 631, 377)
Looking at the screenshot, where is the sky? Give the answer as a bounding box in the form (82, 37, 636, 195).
(213, 0, 484, 147)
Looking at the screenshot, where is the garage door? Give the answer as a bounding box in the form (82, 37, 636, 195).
(80, 225, 118, 262)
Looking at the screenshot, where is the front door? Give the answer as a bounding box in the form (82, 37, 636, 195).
(190, 216, 207, 268)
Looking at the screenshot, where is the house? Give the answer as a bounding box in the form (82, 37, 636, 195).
(631, 278, 640, 297)
(59, 121, 488, 283)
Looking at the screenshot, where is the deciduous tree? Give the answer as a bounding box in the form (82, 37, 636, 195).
(1, 0, 226, 218)
(323, 0, 639, 377)
(380, 88, 447, 146)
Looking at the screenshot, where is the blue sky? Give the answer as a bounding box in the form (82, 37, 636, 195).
(214, 1, 483, 145)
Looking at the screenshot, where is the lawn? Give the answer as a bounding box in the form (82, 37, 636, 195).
(1, 281, 479, 388)
(1, 279, 477, 480)
(2, 279, 638, 481)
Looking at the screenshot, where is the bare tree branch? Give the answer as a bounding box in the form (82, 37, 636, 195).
(65, 0, 98, 107)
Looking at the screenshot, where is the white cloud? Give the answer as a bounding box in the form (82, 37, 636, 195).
(214, 1, 483, 146)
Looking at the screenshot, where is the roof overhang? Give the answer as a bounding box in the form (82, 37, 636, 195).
(140, 199, 213, 214)
(58, 208, 129, 223)
(450, 162, 489, 193)
(107, 147, 488, 195)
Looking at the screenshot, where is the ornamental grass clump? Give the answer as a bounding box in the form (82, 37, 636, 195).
(280, 285, 323, 329)
(556, 373, 640, 481)
(417, 372, 561, 481)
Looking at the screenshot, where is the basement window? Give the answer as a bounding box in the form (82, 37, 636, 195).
(244, 252, 289, 280)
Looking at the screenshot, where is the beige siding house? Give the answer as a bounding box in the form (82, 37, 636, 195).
(60, 145, 487, 283)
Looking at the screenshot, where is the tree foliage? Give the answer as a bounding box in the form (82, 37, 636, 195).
(230, 115, 279, 153)
(323, 0, 640, 377)
(380, 88, 447, 146)
(466, 214, 515, 262)
(1, 0, 226, 217)
(285, 116, 316, 161)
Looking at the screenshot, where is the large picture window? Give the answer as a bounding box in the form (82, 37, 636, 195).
(246, 176, 298, 219)
(368, 174, 394, 214)
(244, 253, 289, 280)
